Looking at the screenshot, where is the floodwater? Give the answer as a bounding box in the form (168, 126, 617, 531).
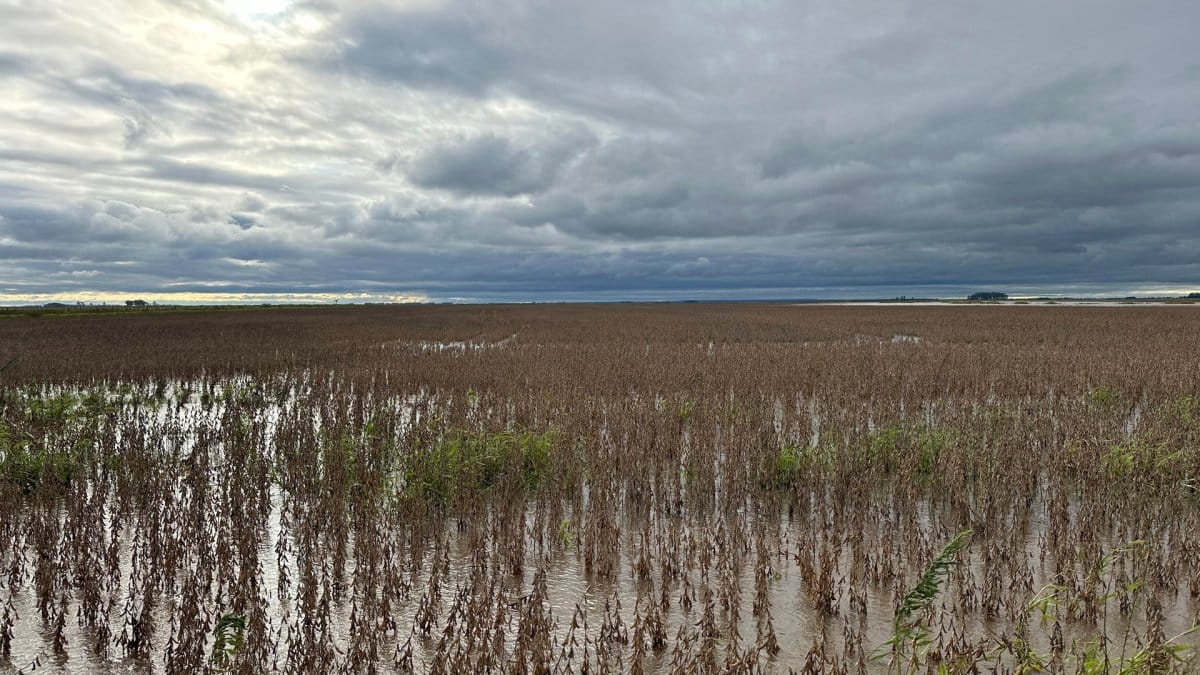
(7, 494, 1198, 672)
(2, 382, 1198, 673)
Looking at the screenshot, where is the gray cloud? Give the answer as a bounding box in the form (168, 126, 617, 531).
(330, 6, 513, 97)
(0, 52, 27, 76)
(407, 129, 595, 196)
(1, 0, 1198, 302)
(121, 98, 162, 149)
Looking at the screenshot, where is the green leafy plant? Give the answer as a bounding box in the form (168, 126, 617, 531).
(862, 424, 950, 478)
(0, 442, 82, 491)
(1170, 394, 1200, 426)
(210, 613, 246, 673)
(676, 400, 696, 424)
(1103, 440, 1182, 480)
(761, 442, 809, 488)
(558, 518, 575, 549)
(1087, 386, 1124, 412)
(874, 530, 973, 668)
(1118, 626, 1200, 674)
(0, 392, 100, 492)
(401, 428, 558, 505)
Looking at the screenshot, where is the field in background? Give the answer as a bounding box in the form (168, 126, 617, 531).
(1, 304, 1198, 672)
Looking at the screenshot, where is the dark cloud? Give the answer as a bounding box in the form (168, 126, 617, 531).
(0, 51, 27, 76)
(408, 129, 594, 197)
(331, 7, 512, 96)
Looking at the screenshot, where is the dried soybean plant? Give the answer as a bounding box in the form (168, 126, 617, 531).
(0, 303, 1197, 672)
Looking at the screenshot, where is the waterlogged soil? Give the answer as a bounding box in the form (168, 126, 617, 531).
(6, 493, 1198, 673)
(2, 382, 1198, 673)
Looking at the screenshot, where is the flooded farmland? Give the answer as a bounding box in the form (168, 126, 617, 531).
(1, 304, 1198, 672)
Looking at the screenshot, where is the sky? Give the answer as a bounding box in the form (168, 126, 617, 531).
(1, 0, 1198, 304)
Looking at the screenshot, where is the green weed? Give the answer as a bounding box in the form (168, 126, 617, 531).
(1103, 439, 1183, 480)
(874, 529, 973, 668)
(1087, 386, 1124, 412)
(0, 425, 82, 491)
(401, 428, 558, 505)
(863, 424, 950, 478)
(760, 442, 821, 488)
(210, 613, 246, 673)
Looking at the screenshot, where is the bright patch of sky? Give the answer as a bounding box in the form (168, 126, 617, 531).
(224, 0, 293, 23)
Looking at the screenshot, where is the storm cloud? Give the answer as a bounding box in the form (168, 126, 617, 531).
(1, 0, 1198, 302)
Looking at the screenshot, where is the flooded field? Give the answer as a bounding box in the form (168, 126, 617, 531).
(1, 304, 1198, 672)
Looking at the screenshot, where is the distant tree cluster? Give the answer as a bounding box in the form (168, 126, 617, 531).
(1189, 292, 1200, 299)
(968, 292, 1008, 301)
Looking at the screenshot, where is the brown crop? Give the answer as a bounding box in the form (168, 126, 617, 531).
(0, 303, 1197, 672)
